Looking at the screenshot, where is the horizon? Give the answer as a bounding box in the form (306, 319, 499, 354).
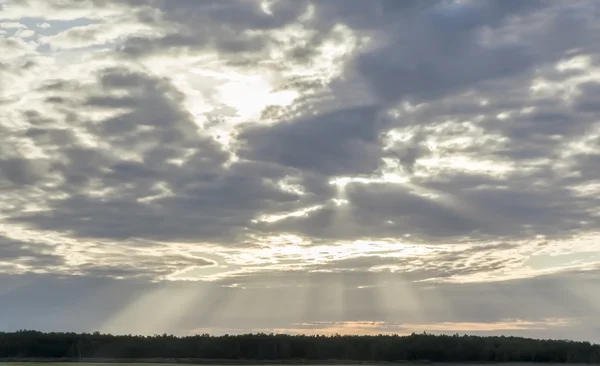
(1, 0, 600, 343)
(3, 329, 599, 343)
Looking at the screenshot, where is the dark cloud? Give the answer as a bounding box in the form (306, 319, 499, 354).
(0, 236, 63, 268)
(10, 157, 305, 242)
(573, 81, 600, 112)
(0, 158, 50, 185)
(385, 129, 431, 174)
(253, 185, 475, 242)
(74, 253, 216, 279)
(237, 105, 385, 176)
(222, 0, 600, 245)
(6, 67, 308, 243)
(2, 1, 599, 248)
(341, 0, 537, 105)
(258, 167, 600, 243)
(116, 0, 310, 58)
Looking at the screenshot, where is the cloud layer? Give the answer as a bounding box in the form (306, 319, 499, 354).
(1, 0, 600, 340)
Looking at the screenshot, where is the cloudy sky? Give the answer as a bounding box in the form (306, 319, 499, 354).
(1, 0, 600, 341)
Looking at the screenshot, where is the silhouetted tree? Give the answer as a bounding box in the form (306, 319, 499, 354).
(0, 330, 599, 363)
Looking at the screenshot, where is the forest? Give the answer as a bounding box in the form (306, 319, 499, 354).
(1, 330, 599, 363)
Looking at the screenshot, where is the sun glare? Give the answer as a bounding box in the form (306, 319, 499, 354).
(216, 75, 298, 123)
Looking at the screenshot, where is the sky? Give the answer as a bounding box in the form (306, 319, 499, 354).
(1, 0, 600, 342)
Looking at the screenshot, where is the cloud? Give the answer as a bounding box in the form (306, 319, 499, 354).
(1, 0, 600, 340)
(353, 3, 533, 104)
(256, 318, 572, 337)
(0, 22, 26, 29)
(5, 67, 301, 243)
(114, 0, 311, 58)
(40, 22, 157, 50)
(0, 157, 50, 185)
(0, 235, 64, 271)
(237, 105, 385, 176)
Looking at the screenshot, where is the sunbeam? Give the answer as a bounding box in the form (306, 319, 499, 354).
(99, 284, 201, 335)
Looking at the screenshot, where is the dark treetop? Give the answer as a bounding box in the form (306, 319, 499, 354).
(1, 330, 600, 363)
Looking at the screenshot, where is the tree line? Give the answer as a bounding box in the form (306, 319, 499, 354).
(1, 330, 599, 363)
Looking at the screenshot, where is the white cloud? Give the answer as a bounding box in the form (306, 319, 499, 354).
(0, 21, 26, 29)
(39, 22, 159, 50)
